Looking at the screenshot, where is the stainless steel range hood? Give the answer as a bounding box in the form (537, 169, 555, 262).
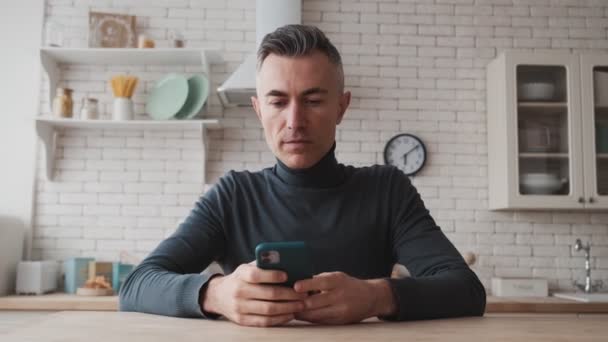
(217, 0, 301, 107)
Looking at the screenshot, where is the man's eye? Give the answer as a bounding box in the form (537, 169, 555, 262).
(305, 99, 322, 105)
(270, 101, 286, 107)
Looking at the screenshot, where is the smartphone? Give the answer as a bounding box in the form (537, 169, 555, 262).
(255, 241, 314, 287)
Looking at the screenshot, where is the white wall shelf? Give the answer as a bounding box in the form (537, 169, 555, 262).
(40, 47, 222, 107)
(35, 118, 221, 182)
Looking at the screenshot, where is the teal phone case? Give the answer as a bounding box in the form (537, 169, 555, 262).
(255, 241, 314, 287)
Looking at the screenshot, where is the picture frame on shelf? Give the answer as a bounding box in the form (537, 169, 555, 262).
(88, 11, 136, 48)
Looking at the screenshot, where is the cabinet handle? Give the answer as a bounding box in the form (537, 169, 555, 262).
(589, 197, 595, 203)
(578, 197, 585, 203)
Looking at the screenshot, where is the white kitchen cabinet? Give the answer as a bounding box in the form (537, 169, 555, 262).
(37, 47, 224, 183)
(487, 51, 608, 210)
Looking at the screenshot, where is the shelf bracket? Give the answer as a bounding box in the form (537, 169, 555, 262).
(35, 120, 56, 181)
(40, 50, 59, 114)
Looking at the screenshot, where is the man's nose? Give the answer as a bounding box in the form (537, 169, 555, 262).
(285, 101, 306, 130)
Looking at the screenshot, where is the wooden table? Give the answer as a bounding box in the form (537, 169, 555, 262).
(2, 311, 607, 341)
(3, 294, 608, 313)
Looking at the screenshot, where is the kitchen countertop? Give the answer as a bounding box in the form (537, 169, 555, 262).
(1, 293, 608, 313)
(2, 311, 607, 341)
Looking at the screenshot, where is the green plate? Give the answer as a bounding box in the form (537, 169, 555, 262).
(146, 73, 189, 120)
(175, 74, 210, 120)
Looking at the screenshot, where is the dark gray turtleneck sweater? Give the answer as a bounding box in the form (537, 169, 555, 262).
(119, 144, 486, 321)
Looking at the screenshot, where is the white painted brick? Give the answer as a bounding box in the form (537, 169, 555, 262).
(124, 228, 164, 240)
(83, 227, 124, 239)
(97, 194, 138, 205)
(418, 25, 454, 36)
(341, 23, 378, 34)
(56, 239, 95, 250)
(416, 3, 453, 15)
(533, 246, 571, 257)
(97, 240, 136, 251)
(494, 245, 532, 256)
(399, 14, 434, 25)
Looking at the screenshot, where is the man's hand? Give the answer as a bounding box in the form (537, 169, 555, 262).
(293, 272, 397, 325)
(200, 262, 307, 327)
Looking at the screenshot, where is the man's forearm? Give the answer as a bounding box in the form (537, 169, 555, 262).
(382, 268, 486, 321)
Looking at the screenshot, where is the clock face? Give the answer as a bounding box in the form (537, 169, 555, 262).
(384, 134, 427, 176)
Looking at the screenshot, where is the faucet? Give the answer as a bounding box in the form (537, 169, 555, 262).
(572, 239, 603, 293)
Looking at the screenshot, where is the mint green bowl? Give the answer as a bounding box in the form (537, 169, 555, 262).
(175, 74, 210, 120)
(146, 73, 189, 120)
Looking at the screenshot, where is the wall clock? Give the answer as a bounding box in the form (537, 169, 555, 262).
(384, 133, 427, 176)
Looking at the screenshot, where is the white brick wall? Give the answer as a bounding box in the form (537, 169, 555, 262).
(34, 0, 608, 293)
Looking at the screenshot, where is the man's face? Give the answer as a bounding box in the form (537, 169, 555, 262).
(252, 50, 351, 169)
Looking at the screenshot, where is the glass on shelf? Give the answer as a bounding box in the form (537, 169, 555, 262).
(516, 65, 570, 196)
(44, 20, 64, 47)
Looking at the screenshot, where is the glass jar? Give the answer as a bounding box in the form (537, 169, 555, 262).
(80, 97, 99, 120)
(52, 87, 74, 118)
(45, 20, 64, 47)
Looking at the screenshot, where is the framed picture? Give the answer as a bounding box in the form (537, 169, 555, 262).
(89, 11, 136, 48)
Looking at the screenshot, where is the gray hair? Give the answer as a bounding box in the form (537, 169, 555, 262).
(257, 24, 344, 92)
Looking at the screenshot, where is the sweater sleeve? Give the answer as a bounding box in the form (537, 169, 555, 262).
(118, 173, 234, 318)
(381, 168, 486, 321)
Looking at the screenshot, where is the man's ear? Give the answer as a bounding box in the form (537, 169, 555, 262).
(336, 91, 351, 125)
(251, 96, 262, 121)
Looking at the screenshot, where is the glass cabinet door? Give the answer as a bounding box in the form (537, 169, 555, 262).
(516, 65, 572, 197)
(582, 54, 608, 206)
(593, 66, 608, 196)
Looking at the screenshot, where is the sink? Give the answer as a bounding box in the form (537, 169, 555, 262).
(553, 292, 608, 303)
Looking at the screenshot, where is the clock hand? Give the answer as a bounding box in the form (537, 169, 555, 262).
(403, 145, 419, 157)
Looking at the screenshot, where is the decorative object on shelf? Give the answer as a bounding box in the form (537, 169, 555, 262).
(594, 69, 608, 106)
(63, 257, 94, 294)
(597, 124, 608, 153)
(88, 11, 136, 48)
(112, 262, 134, 292)
(52, 87, 73, 118)
(174, 74, 210, 119)
(520, 172, 568, 195)
(79, 97, 99, 120)
(384, 133, 427, 176)
(15, 261, 59, 295)
(491, 277, 548, 297)
(137, 34, 155, 48)
(518, 81, 556, 101)
(44, 20, 64, 47)
(519, 120, 558, 152)
(146, 73, 189, 120)
(110, 74, 138, 120)
(76, 275, 113, 296)
(170, 30, 185, 48)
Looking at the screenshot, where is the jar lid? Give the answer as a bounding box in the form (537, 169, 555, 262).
(85, 97, 98, 102)
(56, 87, 73, 93)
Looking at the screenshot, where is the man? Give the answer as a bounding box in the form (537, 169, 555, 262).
(119, 25, 486, 327)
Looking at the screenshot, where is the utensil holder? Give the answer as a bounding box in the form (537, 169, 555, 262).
(113, 97, 134, 121)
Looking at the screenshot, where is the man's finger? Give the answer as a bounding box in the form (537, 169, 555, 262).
(236, 299, 304, 316)
(239, 264, 287, 284)
(241, 283, 308, 301)
(295, 306, 340, 324)
(303, 291, 335, 311)
(236, 313, 295, 327)
(294, 273, 338, 293)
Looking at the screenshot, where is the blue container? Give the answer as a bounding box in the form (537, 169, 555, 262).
(112, 263, 134, 292)
(63, 257, 94, 294)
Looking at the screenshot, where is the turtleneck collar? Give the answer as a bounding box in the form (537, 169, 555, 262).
(273, 143, 345, 188)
